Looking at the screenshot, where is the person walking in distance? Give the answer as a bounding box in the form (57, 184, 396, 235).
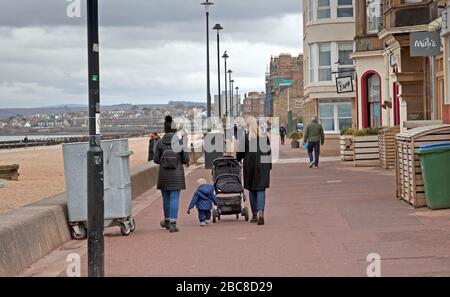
(303, 116, 325, 168)
(237, 117, 272, 225)
(279, 125, 287, 145)
(154, 116, 190, 233)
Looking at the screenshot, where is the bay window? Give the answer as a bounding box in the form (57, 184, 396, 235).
(337, 42, 354, 79)
(307, 0, 354, 22)
(308, 42, 355, 83)
(318, 0, 331, 19)
(319, 43, 332, 81)
(308, 0, 314, 22)
(337, 0, 354, 17)
(319, 102, 353, 132)
(366, 0, 383, 33)
(309, 44, 315, 83)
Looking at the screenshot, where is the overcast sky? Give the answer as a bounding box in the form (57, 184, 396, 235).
(0, 0, 303, 108)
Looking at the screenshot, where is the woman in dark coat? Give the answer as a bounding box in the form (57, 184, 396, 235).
(236, 117, 272, 225)
(154, 116, 189, 233)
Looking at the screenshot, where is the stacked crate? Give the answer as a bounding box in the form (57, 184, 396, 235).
(379, 126, 400, 169)
(396, 125, 450, 207)
(354, 136, 379, 167)
(339, 135, 354, 161)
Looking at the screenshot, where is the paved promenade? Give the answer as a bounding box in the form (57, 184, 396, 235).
(22, 144, 450, 277)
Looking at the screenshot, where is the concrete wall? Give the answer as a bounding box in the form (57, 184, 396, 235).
(0, 147, 203, 277)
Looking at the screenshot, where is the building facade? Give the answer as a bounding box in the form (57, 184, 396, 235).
(243, 92, 265, 118)
(351, 0, 450, 130)
(377, 0, 440, 131)
(265, 54, 303, 117)
(273, 80, 304, 128)
(302, 0, 356, 134)
(352, 0, 390, 129)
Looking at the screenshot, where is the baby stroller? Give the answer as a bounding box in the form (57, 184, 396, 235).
(211, 156, 249, 222)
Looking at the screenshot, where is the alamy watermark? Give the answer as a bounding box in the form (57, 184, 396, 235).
(66, 0, 81, 18)
(168, 115, 280, 164)
(366, 253, 381, 277)
(66, 253, 81, 277)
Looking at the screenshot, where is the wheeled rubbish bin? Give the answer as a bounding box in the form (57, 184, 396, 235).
(417, 143, 450, 210)
(62, 139, 136, 239)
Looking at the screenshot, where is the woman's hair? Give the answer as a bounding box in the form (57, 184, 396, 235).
(246, 116, 259, 140)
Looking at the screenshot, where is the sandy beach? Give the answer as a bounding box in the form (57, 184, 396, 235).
(0, 137, 150, 214)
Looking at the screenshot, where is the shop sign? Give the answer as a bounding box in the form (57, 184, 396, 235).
(410, 31, 441, 57)
(336, 76, 354, 94)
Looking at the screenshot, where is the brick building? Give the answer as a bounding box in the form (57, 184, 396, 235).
(243, 92, 265, 118)
(265, 54, 303, 117)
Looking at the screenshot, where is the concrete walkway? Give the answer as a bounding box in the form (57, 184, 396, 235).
(23, 144, 450, 277)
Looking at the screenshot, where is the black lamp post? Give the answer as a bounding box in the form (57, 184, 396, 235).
(230, 79, 235, 117)
(235, 86, 240, 116)
(201, 0, 214, 119)
(86, 0, 104, 277)
(228, 69, 233, 117)
(222, 51, 229, 118)
(213, 24, 223, 118)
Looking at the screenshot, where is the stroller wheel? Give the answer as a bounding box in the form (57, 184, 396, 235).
(243, 207, 249, 222)
(212, 209, 217, 223)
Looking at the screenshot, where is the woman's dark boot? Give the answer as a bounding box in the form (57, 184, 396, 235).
(160, 219, 170, 230)
(257, 210, 265, 225)
(169, 222, 179, 233)
(250, 213, 258, 223)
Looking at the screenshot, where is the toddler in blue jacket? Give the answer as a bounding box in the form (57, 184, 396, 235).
(187, 178, 220, 226)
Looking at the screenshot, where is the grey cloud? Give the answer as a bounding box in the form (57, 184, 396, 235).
(0, 0, 301, 27)
(0, 1, 302, 108)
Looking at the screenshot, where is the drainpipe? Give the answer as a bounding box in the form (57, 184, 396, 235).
(431, 56, 436, 120)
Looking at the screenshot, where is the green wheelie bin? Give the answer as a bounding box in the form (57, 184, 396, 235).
(417, 143, 450, 210)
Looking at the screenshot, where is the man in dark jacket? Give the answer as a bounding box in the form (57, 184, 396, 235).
(148, 132, 160, 162)
(303, 117, 325, 168)
(154, 116, 190, 233)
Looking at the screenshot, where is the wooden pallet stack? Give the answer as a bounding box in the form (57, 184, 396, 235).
(339, 135, 354, 161)
(354, 135, 379, 167)
(379, 126, 400, 169)
(396, 125, 450, 208)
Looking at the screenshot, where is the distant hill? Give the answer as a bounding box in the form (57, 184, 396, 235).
(0, 106, 88, 120)
(0, 101, 206, 120)
(167, 101, 206, 108)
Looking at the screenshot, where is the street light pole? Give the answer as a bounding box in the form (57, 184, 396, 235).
(86, 0, 104, 278)
(228, 70, 233, 117)
(230, 79, 235, 117)
(235, 86, 240, 116)
(222, 52, 229, 118)
(201, 1, 214, 119)
(213, 24, 223, 118)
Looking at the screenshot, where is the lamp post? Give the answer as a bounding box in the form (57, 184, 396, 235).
(235, 86, 240, 116)
(201, 0, 214, 119)
(86, 0, 104, 277)
(228, 70, 233, 117)
(213, 24, 223, 118)
(222, 51, 229, 118)
(230, 79, 235, 117)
